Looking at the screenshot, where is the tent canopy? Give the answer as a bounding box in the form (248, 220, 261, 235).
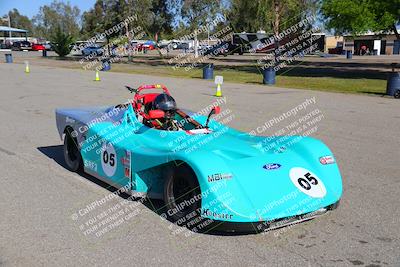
(0, 26, 28, 33)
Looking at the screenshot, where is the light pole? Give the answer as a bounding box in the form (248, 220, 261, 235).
(1, 16, 11, 43)
(7, 15, 11, 41)
(194, 33, 198, 58)
(207, 28, 210, 46)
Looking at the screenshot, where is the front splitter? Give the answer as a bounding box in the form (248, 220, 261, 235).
(204, 200, 340, 234)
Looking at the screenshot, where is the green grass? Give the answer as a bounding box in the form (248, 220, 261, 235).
(276, 76, 386, 94)
(109, 63, 386, 95)
(41, 56, 387, 95)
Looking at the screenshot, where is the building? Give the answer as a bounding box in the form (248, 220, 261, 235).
(343, 31, 400, 55)
(325, 36, 343, 52)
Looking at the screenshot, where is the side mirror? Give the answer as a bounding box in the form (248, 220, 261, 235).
(148, 109, 165, 119)
(205, 106, 221, 128)
(212, 106, 221, 115)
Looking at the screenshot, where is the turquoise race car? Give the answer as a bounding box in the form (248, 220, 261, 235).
(55, 84, 342, 233)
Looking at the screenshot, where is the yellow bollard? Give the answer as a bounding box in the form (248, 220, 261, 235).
(24, 61, 30, 73)
(94, 70, 100, 81)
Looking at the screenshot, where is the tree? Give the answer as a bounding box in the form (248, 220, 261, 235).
(81, 1, 106, 39)
(228, 0, 315, 34)
(33, 1, 81, 39)
(51, 26, 74, 57)
(228, 0, 260, 32)
(321, 0, 400, 39)
(180, 0, 222, 32)
(2, 9, 34, 33)
(81, 0, 153, 38)
(149, 0, 174, 39)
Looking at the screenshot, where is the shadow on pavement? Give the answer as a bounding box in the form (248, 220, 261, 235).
(36, 145, 253, 236)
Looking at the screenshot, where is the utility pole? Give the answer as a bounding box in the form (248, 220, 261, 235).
(1, 16, 11, 41)
(8, 15, 12, 40)
(194, 33, 198, 58)
(126, 22, 132, 62)
(207, 28, 210, 46)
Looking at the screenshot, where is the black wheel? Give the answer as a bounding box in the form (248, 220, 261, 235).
(164, 165, 201, 225)
(394, 90, 400, 99)
(63, 128, 83, 172)
(327, 200, 340, 210)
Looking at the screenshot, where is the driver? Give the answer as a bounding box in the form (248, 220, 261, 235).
(151, 93, 180, 130)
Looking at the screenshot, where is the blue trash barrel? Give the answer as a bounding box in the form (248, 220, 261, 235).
(346, 50, 353, 59)
(263, 67, 276, 85)
(5, 53, 12, 63)
(101, 59, 111, 71)
(203, 64, 214, 79)
(42, 50, 47, 57)
(393, 40, 400, 55)
(386, 72, 400, 98)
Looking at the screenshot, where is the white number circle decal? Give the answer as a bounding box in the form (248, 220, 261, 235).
(289, 167, 326, 198)
(101, 143, 117, 177)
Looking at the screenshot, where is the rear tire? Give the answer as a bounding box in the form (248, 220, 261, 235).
(63, 129, 83, 172)
(163, 165, 202, 225)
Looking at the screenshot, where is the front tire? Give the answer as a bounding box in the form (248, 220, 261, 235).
(63, 129, 83, 172)
(163, 165, 201, 225)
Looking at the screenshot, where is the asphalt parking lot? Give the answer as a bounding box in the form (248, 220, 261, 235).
(0, 62, 399, 266)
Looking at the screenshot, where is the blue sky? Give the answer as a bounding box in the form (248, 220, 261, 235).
(0, 0, 96, 18)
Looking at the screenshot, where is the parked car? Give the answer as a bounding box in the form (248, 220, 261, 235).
(82, 45, 104, 56)
(328, 47, 344, 55)
(138, 41, 156, 51)
(0, 42, 11, 49)
(200, 42, 229, 57)
(170, 41, 180, 49)
(11, 41, 31, 51)
(32, 43, 46, 51)
(127, 41, 140, 49)
(176, 42, 190, 50)
(43, 42, 54, 51)
(157, 40, 170, 49)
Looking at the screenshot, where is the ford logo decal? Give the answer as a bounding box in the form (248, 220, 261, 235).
(263, 163, 282, 170)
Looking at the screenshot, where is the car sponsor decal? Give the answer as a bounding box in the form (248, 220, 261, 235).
(201, 209, 233, 220)
(263, 163, 282, 170)
(319, 155, 335, 165)
(101, 142, 117, 177)
(84, 160, 97, 172)
(185, 128, 211, 135)
(289, 167, 326, 198)
(208, 173, 233, 182)
(121, 150, 131, 179)
(66, 117, 75, 124)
